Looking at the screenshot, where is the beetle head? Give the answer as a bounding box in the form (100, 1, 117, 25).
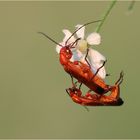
(60, 45, 72, 59)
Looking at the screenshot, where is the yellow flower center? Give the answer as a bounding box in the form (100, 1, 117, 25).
(76, 39, 88, 53)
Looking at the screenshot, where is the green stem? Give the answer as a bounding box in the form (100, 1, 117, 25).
(95, 0, 117, 33)
(128, 0, 135, 11)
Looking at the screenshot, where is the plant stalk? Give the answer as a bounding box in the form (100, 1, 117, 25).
(95, 0, 117, 33)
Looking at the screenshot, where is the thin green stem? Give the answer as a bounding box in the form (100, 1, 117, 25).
(95, 0, 117, 33)
(128, 0, 135, 11)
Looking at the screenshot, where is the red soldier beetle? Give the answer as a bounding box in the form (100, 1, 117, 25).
(38, 20, 124, 103)
(66, 71, 124, 106)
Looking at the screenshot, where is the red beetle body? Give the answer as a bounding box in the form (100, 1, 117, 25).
(66, 83, 123, 106)
(60, 46, 114, 95)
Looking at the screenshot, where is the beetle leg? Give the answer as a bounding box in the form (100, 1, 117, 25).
(73, 80, 83, 90)
(90, 60, 107, 81)
(70, 38, 81, 48)
(70, 74, 76, 88)
(79, 82, 83, 90)
(115, 71, 124, 85)
(106, 73, 110, 76)
(85, 48, 91, 68)
(66, 88, 71, 97)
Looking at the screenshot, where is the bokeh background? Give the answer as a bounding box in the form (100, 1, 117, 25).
(0, 1, 139, 139)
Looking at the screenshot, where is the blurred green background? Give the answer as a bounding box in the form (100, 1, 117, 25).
(0, 1, 139, 139)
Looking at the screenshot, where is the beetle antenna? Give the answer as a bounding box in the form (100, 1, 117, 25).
(38, 32, 64, 47)
(65, 19, 102, 45)
(70, 38, 81, 48)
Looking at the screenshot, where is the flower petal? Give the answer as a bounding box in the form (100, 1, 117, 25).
(87, 48, 106, 79)
(56, 44, 62, 53)
(56, 41, 65, 53)
(80, 54, 87, 64)
(70, 49, 83, 62)
(75, 24, 85, 39)
(98, 67, 106, 79)
(88, 48, 106, 63)
(94, 65, 106, 79)
(86, 32, 101, 45)
(62, 29, 76, 44)
(56, 29, 76, 54)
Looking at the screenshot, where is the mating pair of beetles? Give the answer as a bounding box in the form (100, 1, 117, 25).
(39, 20, 124, 107)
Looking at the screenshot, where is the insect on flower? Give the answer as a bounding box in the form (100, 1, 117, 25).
(38, 20, 124, 106)
(56, 24, 106, 79)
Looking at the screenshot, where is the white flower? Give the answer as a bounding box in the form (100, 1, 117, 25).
(56, 24, 106, 79)
(75, 24, 101, 48)
(86, 32, 101, 45)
